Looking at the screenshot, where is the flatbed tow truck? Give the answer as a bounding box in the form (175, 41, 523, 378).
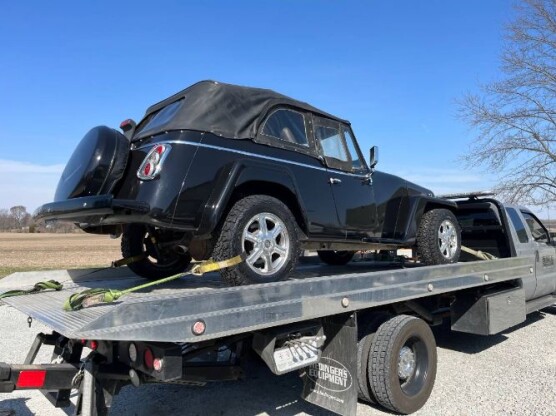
(0, 195, 555, 416)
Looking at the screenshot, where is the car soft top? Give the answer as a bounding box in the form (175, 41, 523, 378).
(134, 80, 349, 141)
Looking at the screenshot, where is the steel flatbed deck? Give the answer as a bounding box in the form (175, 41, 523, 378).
(0, 256, 534, 344)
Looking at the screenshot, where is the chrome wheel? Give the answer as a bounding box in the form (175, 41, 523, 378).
(242, 212, 290, 276)
(438, 219, 458, 260)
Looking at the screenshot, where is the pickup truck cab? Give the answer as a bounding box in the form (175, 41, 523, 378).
(454, 195, 556, 298)
(35, 81, 461, 283)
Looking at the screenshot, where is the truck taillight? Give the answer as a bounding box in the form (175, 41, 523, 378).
(137, 144, 171, 180)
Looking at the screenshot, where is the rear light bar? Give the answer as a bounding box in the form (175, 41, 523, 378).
(137, 144, 171, 180)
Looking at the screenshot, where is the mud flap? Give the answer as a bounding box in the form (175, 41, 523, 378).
(301, 313, 358, 416)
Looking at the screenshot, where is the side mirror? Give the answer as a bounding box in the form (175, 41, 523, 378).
(369, 146, 379, 170)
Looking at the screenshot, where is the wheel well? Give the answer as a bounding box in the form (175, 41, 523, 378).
(423, 202, 455, 215)
(419, 202, 457, 226)
(223, 181, 307, 234)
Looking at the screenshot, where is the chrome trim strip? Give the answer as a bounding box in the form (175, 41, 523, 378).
(136, 139, 369, 178)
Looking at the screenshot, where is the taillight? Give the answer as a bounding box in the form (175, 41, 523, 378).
(144, 348, 154, 369)
(16, 370, 46, 388)
(137, 144, 171, 180)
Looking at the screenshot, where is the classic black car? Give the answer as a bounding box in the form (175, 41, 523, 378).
(35, 81, 461, 284)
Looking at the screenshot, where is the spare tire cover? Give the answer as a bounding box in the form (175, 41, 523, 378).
(54, 126, 129, 202)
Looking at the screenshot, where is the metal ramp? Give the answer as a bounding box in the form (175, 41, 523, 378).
(0, 257, 534, 344)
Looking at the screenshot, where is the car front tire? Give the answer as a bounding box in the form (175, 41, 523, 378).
(417, 209, 461, 265)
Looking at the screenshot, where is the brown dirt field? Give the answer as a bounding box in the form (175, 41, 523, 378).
(0, 233, 121, 277)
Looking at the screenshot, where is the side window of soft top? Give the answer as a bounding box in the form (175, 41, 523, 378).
(314, 117, 365, 173)
(261, 109, 309, 147)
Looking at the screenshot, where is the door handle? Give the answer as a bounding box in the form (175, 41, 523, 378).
(329, 178, 342, 185)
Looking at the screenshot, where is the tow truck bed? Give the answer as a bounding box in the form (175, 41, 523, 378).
(0, 257, 533, 343)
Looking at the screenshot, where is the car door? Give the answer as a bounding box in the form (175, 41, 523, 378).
(521, 211, 556, 298)
(313, 116, 376, 240)
(256, 108, 343, 239)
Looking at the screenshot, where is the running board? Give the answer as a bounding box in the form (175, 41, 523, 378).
(526, 294, 556, 314)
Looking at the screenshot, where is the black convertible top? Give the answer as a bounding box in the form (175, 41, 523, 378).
(134, 80, 348, 140)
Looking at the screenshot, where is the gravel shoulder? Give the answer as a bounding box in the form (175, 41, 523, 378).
(0, 302, 554, 416)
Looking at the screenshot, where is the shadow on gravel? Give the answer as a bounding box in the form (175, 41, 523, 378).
(541, 305, 556, 315)
(0, 398, 33, 416)
(434, 311, 545, 354)
(110, 357, 335, 416)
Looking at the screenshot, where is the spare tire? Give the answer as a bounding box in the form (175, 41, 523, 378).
(54, 126, 129, 201)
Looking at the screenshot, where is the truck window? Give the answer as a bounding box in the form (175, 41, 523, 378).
(261, 109, 309, 146)
(506, 208, 529, 243)
(521, 212, 549, 243)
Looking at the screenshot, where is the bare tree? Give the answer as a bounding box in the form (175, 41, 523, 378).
(459, 0, 556, 205)
(9, 205, 29, 230)
(0, 209, 13, 231)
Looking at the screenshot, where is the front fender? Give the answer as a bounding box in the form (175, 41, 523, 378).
(402, 196, 458, 243)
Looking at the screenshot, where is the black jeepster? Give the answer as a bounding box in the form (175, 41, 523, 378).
(35, 80, 461, 284)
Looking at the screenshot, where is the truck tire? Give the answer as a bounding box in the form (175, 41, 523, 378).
(368, 315, 437, 414)
(213, 195, 299, 286)
(317, 250, 356, 266)
(357, 312, 391, 403)
(121, 224, 191, 280)
(417, 209, 461, 265)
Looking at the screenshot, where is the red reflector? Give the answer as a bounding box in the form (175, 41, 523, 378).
(120, 119, 132, 129)
(16, 370, 46, 388)
(144, 348, 154, 369)
(192, 320, 206, 335)
(90, 341, 98, 351)
(144, 163, 151, 176)
(155, 145, 165, 154)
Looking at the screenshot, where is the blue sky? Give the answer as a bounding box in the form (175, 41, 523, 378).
(4, 1, 545, 215)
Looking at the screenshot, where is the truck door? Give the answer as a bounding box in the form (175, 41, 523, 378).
(313, 118, 376, 240)
(521, 211, 556, 298)
(505, 207, 538, 300)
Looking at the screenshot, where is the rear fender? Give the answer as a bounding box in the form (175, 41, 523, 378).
(195, 160, 306, 238)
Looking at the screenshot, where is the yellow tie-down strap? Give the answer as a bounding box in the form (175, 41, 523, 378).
(191, 253, 246, 276)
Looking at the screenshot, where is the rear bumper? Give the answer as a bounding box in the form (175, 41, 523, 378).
(0, 361, 79, 393)
(33, 195, 150, 222)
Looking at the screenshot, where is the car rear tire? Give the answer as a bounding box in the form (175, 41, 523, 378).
(417, 209, 461, 265)
(212, 195, 299, 286)
(368, 315, 437, 414)
(121, 224, 191, 280)
(317, 250, 356, 265)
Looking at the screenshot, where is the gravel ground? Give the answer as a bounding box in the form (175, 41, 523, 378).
(0, 303, 554, 416)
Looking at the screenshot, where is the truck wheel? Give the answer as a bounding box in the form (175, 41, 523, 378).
(317, 250, 356, 265)
(121, 224, 191, 279)
(357, 312, 391, 403)
(369, 315, 437, 414)
(417, 209, 461, 265)
(213, 195, 299, 286)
